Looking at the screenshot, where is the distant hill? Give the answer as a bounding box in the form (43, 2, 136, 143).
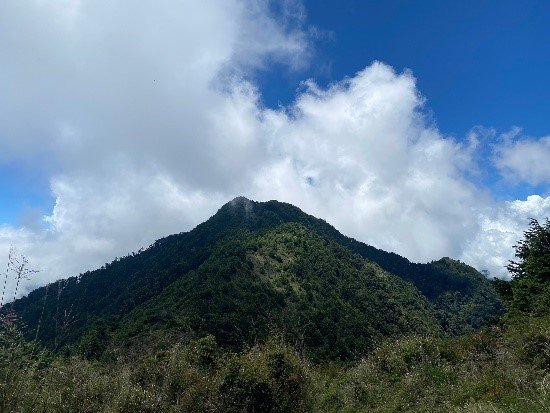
(9, 197, 502, 360)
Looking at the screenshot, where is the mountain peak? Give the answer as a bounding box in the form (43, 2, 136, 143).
(220, 196, 256, 218)
(228, 196, 254, 207)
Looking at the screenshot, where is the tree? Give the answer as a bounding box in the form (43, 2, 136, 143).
(507, 218, 550, 315)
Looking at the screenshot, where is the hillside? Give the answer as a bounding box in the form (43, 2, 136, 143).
(10, 197, 501, 356)
(110, 223, 439, 361)
(2, 208, 548, 413)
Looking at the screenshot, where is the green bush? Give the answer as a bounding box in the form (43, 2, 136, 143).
(217, 340, 310, 413)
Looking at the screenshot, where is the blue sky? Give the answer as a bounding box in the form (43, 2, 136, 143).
(261, 0, 549, 135)
(0, 163, 53, 225)
(1, 0, 549, 290)
(256, 0, 550, 207)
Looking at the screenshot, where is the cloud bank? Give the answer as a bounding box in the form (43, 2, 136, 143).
(1, 0, 549, 298)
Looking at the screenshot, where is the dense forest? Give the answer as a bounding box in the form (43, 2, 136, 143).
(1, 199, 548, 412)
(7, 198, 503, 353)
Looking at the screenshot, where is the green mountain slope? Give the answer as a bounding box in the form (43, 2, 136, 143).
(9, 197, 501, 356)
(214, 198, 503, 333)
(112, 223, 439, 361)
(3, 216, 547, 413)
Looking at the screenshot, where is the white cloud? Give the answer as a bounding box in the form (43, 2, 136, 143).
(461, 195, 550, 277)
(0, 1, 548, 300)
(494, 130, 550, 186)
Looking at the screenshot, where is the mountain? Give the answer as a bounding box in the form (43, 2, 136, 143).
(4, 208, 547, 413)
(9, 197, 502, 360)
(109, 223, 439, 361)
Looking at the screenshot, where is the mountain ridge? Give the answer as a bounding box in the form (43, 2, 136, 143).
(9, 197, 502, 358)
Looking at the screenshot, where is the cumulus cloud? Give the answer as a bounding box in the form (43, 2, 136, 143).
(0, 0, 548, 299)
(493, 129, 550, 186)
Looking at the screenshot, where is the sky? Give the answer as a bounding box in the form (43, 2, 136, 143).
(0, 0, 549, 298)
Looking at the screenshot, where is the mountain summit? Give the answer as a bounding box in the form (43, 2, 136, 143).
(10, 198, 502, 360)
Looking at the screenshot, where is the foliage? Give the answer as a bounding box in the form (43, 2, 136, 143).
(10, 198, 501, 354)
(1, 333, 311, 413)
(1, 210, 548, 412)
(310, 320, 549, 413)
(1, 322, 548, 413)
(507, 218, 550, 315)
(111, 224, 440, 361)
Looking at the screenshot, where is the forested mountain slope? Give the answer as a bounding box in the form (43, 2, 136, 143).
(110, 223, 439, 361)
(9, 197, 501, 356)
(3, 217, 547, 413)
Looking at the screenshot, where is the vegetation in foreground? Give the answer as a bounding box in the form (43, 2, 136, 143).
(1, 315, 549, 412)
(1, 210, 548, 412)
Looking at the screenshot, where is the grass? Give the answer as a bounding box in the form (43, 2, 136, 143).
(1, 317, 548, 412)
